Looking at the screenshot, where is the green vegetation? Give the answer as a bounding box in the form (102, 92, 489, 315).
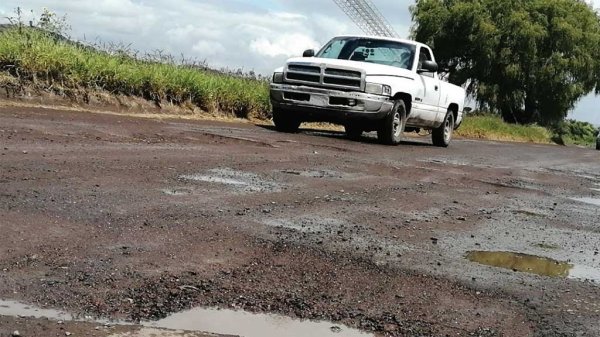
(0, 27, 270, 118)
(551, 119, 599, 147)
(456, 113, 599, 147)
(456, 114, 552, 143)
(411, 0, 600, 125)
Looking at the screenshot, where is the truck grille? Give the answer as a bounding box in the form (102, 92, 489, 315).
(284, 63, 364, 90)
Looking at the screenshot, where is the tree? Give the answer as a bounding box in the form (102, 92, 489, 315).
(410, 0, 600, 125)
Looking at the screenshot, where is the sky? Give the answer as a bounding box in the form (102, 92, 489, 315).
(0, 0, 599, 125)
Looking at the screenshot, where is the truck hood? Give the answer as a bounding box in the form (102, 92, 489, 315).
(285, 57, 415, 80)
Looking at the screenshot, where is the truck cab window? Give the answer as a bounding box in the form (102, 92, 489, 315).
(418, 48, 435, 78)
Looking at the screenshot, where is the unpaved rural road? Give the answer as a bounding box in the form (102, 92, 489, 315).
(1, 105, 599, 337)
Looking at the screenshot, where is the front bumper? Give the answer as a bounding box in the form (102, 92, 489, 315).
(270, 83, 393, 123)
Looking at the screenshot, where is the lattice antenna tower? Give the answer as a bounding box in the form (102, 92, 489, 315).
(332, 0, 400, 38)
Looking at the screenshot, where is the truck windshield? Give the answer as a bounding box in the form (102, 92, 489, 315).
(316, 37, 416, 70)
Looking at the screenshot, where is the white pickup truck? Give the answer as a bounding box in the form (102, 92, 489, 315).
(269, 35, 466, 147)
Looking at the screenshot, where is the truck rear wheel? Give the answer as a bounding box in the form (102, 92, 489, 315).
(432, 110, 454, 147)
(272, 108, 301, 133)
(377, 100, 406, 145)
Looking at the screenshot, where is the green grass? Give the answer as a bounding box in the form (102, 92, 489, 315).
(0, 27, 270, 118)
(456, 114, 552, 143)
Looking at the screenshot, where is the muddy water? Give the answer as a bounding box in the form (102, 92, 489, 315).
(150, 307, 373, 337)
(0, 299, 372, 337)
(466, 251, 600, 283)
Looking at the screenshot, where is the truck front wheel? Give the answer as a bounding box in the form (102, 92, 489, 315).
(432, 110, 454, 147)
(377, 100, 406, 145)
(272, 108, 301, 133)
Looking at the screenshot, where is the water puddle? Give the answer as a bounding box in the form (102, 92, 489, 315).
(179, 168, 281, 193)
(0, 300, 72, 321)
(150, 307, 372, 337)
(466, 251, 600, 283)
(0, 300, 372, 337)
(570, 197, 600, 207)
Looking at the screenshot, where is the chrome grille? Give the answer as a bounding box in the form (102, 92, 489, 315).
(284, 63, 364, 90)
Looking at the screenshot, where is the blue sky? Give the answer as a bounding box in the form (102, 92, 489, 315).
(0, 0, 598, 125)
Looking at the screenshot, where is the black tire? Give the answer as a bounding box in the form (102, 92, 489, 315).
(377, 100, 407, 145)
(432, 110, 455, 147)
(345, 124, 363, 140)
(272, 108, 301, 133)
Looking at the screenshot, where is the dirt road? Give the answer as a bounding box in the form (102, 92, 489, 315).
(1, 106, 599, 337)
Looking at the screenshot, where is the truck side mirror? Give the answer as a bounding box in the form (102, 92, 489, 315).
(303, 49, 315, 57)
(417, 60, 438, 73)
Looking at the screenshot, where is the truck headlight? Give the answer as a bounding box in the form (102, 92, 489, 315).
(365, 83, 392, 96)
(272, 72, 284, 83)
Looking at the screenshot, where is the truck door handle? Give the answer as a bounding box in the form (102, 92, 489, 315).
(434, 85, 439, 91)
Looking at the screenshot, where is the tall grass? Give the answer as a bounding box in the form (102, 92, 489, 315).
(0, 27, 270, 118)
(456, 114, 552, 143)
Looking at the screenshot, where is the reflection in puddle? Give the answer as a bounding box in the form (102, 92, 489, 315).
(0, 300, 371, 337)
(150, 307, 372, 337)
(0, 299, 124, 325)
(466, 251, 600, 283)
(466, 251, 571, 277)
(0, 300, 71, 321)
(570, 197, 600, 207)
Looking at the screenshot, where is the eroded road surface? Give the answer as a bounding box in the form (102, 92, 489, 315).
(1, 106, 599, 337)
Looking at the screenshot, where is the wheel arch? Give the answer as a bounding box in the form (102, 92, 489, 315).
(447, 103, 459, 122)
(392, 92, 412, 115)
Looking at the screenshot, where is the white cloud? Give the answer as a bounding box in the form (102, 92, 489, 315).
(250, 33, 319, 57)
(192, 40, 226, 57)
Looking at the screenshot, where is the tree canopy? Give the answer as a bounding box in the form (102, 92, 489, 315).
(411, 0, 600, 125)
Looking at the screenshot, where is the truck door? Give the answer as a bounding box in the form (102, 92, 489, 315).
(413, 47, 441, 126)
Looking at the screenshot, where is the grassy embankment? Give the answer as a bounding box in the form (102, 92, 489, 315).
(0, 27, 270, 119)
(0, 26, 597, 146)
(456, 114, 552, 143)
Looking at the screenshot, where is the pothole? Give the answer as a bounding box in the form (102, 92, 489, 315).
(161, 188, 192, 196)
(179, 168, 281, 193)
(466, 251, 600, 283)
(0, 300, 73, 321)
(263, 217, 345, 233)
(280, 169, 352, 179)
(0, 300, 372, 337)
(149, 307, 372, 337)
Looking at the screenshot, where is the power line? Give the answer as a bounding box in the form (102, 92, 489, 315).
(332, 0, 400, 38)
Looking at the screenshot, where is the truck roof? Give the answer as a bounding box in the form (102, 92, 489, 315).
(332, 35, 430, 50)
